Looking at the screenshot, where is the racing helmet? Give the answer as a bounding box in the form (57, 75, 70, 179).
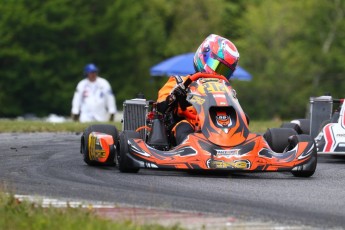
(84, 63, 99, 75)
(193, 34, 239, 80)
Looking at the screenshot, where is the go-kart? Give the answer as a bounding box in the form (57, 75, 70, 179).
(80, 73, 317, 177)
(281, 95, 345, 155)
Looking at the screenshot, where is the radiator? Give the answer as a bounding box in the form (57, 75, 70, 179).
(122, 99, 148, 139)
(309, 96, 333, 138)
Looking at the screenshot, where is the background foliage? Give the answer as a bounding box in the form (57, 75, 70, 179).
(0, 0, 344, 119)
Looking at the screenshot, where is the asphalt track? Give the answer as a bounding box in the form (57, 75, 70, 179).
(1, 132, 345, 229)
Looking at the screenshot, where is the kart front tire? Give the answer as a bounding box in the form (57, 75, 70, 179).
(290, 134, 317, 177)
(291, 119, 310, 135)
(264, 128, 298, 153)
(81, 124, 119, 166)
(117, 131, 141, 173)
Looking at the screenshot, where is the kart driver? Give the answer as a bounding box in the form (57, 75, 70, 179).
(157, 34, 240, 145)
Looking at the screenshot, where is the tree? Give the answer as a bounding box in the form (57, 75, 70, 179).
(233, 0, 345, 119)
(0, 0, 241, 116)
(0, 0, 110, 116)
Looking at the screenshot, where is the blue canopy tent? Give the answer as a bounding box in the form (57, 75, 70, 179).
(150, 52, 252, 81)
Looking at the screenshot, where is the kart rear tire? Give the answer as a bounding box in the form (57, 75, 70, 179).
(290, 135, 317, 177)
(291, 119, 310, 135)
(281, 122, 302, 134)
(81, 124, 119, 166)
(117, 131, 141, 173)
(263, 128, 298, 153)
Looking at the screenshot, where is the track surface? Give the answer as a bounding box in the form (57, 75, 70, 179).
(0, 132, 345, 228)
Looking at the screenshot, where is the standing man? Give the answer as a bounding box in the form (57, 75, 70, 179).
(71, 63, 117, 122)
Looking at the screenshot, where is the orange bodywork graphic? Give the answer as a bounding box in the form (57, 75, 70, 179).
(128, 132, 312, 171)
(88, 132, 114, 163)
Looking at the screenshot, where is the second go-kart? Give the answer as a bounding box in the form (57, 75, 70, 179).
(80, 73, 317, 177)
(281, 95, 345, 155)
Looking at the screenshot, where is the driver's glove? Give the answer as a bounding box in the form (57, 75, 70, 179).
(171, 83, 190, 110)
(172, 83, 187, 98)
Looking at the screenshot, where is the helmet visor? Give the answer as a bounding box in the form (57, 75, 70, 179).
(206, 55, 236, 79)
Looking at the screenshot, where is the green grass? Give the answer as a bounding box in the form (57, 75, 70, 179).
(0, 120, 122, 133)
(0, 120, 281, 133)
(0, 193, 182, 230)
(249, 120, 282, 133)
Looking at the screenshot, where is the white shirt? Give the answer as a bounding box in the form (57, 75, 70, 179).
(71, 77, 117, 122)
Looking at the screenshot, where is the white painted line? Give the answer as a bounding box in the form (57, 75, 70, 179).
(13, 194, 117, 209)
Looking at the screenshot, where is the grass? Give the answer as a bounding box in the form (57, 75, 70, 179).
(0, 120, 122, 133)
(249, 120, 282, 133)
(0, 120, 281, 133)
(0, 192, 182, 230)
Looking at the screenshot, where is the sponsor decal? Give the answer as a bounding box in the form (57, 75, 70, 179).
(216, 111, 231, 127)
(208, 159, 250, 169)
(204, 82, 226, 93)
(336, 133, 345, 138)
(145, 162, 158, 168)
(215, 149, 240, 157)
(189, 95, 205, 105)
(89, 135, 106, 160)
(213, 94, 226, 98)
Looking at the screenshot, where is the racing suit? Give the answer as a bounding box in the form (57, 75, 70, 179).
(157, 76, 197, 145)
(71, 77, 117, 122)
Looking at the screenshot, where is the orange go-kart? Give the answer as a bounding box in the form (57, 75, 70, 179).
(80, 73, 317, 177)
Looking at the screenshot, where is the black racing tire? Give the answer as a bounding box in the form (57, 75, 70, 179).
(81, 124, 119, 166)
(116, 131, 141, 173)
(291, 119, 310, 135)
(263, 128, 298, 153)
(290, 134, 317, 177)
(281, 122, 302, 134)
